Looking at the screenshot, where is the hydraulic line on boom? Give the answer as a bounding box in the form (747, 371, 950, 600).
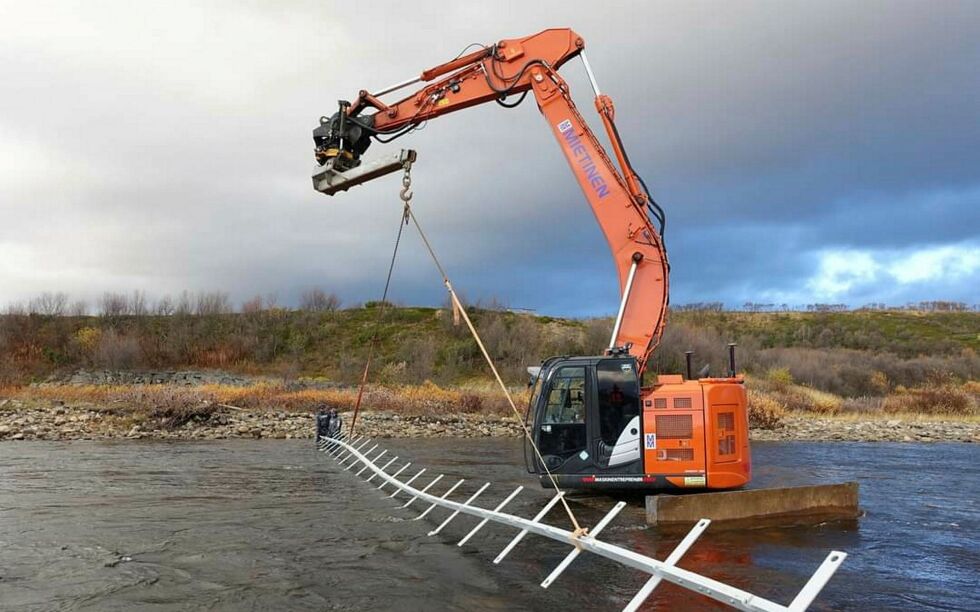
(312, 28, 751, 493)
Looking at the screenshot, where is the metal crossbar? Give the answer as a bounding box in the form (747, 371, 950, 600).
(317, 435, 846, 612)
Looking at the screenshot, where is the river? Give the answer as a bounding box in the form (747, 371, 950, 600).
(0, 439, 977, 611)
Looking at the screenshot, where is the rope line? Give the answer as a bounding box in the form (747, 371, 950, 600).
(402, 194, 585, 535)
(349, 202, 410, 437)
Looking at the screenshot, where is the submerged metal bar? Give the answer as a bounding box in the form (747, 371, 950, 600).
(366, 456, 398, 483)
(402, 474, 444, 508)
(327, 433, 350, 456)
(541, 501, 627, 589)
(494, 491, 565, 564)
(342, 439, 373, 465)
(414, 479, 465, 521)
(391, 468, 426, 498)
(623, 518, 711, 612)
(458, 486, 523, 547)
(336, 436, 365, 461)
(323, 437, 846, 612)
(356, 450, 386, 476)
(337, 436, 362, 461)
(429, 482, 491, 536)
(326, 439, 345, 457)
(346, 443, 378, 469)
(378, 463, 411, 490)
(333, 436, 358, 461)
(787, 551, 849, 612)
(321, 433, 343, 453)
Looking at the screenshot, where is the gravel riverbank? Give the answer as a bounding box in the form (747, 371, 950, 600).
(0, 398, 976, 443)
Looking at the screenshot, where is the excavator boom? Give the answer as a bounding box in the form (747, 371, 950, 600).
(313, 28, 750, 492)
(312, 28, 668, 370)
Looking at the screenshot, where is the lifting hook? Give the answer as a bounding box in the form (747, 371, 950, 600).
(400, 163, 414, 203)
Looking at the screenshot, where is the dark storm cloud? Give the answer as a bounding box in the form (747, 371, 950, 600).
(1, 1, 977, 314)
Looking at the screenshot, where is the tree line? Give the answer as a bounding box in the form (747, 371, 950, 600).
(5, 290, 342, 318)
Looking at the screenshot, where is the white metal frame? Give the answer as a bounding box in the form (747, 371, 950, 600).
(317, 435, 846, 611)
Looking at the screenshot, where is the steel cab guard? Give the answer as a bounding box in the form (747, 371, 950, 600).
(525, 356, 751, 490)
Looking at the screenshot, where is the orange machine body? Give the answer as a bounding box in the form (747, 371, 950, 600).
(315, 28, 751, 490)
(319, 28, 668, 372)
(642, 377, 751, 490)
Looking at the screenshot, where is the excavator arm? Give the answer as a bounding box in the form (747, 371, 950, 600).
(312, 28, 669, 373)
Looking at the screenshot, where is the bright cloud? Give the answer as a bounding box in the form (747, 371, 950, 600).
(0, 2, 978, 313)
(887, 245, 980, 284)
(806, 250, 881, 298)
(804, 243, 980, 302)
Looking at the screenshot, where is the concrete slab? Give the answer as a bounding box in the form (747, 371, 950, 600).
(646, 481, 860, 529)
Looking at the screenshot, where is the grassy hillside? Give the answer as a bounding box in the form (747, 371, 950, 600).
(672, 309, 979, 356)
(2, 305, 977, 399)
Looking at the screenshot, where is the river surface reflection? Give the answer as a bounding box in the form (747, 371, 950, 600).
(0, 439, 976, 610)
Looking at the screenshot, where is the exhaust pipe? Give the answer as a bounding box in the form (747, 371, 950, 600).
(727, 343, 737, 377)
(685, 350, 693, 380)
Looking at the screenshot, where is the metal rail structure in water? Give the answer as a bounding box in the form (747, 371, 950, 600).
(316, 431, 847, 612)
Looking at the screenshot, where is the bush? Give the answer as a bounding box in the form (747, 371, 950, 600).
(840, 396, 884, 413)
(883, 385, 976, 415)
(300, 289, 340, 312)
(783, 387, 842, 415)
(747, 390, 786, 429)
(868, 371, 890, 394)
(93, 329, 142, 368)
(766, 367, 793, 391)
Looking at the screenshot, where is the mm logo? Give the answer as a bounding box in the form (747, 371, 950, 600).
(644, 433, 657, 449)
(557, 119, 573, 133)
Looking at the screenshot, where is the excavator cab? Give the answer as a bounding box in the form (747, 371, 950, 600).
(311, 27, 754, 492)
(525, 354, 751, 491)
(525, 356, 643, 480)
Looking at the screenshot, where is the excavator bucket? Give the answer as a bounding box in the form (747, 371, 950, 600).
(312, 149, 417, 196)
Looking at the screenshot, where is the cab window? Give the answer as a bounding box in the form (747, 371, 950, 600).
(542, 366, 586, 424)
(596, 360, 640, 444)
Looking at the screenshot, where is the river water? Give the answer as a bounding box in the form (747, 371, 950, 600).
(0, 439, 977, 611)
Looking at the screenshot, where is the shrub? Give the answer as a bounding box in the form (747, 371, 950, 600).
(766, 367, 794, 391)
(300, 289, 340, 312)
(869, 371, 890, 394)
(141, 391, 216, 428)
(93, 329, 142, 368)
(883, 385, 976, 415)
(459, 393, 483, 413)
(747, 390, 786, 429)
(378, 360, 408, 384)
(783, 387, 842, 415)
(840, 396, 884, 413)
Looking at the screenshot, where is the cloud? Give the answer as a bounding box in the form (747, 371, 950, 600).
(887, 244, 980, 285)
(806, 250, 880, 298)
(767, 242, 980, 306)
(0, 1, 978, 313)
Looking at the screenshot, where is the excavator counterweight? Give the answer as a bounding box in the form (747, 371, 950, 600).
(313, 28, 751, 491)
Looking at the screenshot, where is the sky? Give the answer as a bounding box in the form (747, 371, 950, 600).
(1, 1, 978, 315)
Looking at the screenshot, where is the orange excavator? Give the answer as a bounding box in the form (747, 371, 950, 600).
(312, 28, 750, 491)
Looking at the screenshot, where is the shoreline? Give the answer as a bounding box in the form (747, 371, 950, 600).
(0, 399, 976, 443)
